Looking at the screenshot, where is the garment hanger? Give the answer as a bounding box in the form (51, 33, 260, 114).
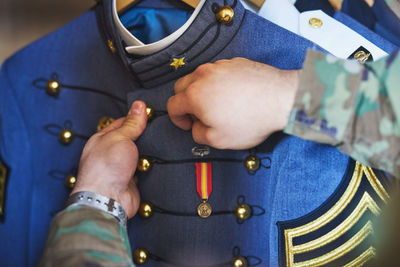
(117, 0, 266, 13)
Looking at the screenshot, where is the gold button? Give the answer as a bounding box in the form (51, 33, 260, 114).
(309, 17, 323, 28)
(216, 6, 234, 24)
(59, 129, 74, 145)
(97, 116, 115, 132)
(139, 202, 153, 218)
(244, 155, 260, 172)
(46, 80, 61, 96)
(65, 174, 77, 189)
(235, 203, 252, 220)
(233, 256, 248, 267)
(133, 248, 149, 264)
(137, 157, 152, 172)
(146, 105, 154, 120)
(107, 39, 116, 53)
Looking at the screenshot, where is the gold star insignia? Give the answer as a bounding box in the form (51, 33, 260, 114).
(170, 57, 186, 70)
(107, 40, 116, 53)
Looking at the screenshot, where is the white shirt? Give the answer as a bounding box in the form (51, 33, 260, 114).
(112, 0, 207, 55)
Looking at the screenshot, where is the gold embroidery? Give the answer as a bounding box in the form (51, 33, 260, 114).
(344, 247, 376, 267)
(284, 162, 389, 266)
(295, 221, 374, 267)
(0, 159, 7, 216)
(285, 162, 363, 266)
(363, 165, 390, 203)
(292, 192, 380, 254)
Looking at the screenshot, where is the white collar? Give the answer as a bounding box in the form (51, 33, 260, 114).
(258, 0, 300, 35)
(112, 0, 206, 56)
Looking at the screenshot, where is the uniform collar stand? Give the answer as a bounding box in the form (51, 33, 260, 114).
(99, 0, 245, 88)
(112, 0, 207, 56)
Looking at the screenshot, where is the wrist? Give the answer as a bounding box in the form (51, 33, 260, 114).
(277, 69, 301, 130)
(66, 191, 128, 227)
(71, 184, 122, 205)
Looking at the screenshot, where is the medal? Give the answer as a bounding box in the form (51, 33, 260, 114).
(195, 162, 212, 218)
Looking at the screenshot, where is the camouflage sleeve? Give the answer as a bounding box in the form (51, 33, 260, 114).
(39, 205, 135, 267)
(284, 49, 400, 178)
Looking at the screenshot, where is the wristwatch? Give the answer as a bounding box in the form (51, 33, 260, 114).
(65, 191, 128, 227)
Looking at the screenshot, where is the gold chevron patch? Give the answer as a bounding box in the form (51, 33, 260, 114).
(281, 162, 390, 267)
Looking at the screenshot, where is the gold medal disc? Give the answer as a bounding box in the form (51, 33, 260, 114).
(197, 202, 212, 218)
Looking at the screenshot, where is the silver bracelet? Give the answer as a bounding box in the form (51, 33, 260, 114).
(65, 191, 127, 227)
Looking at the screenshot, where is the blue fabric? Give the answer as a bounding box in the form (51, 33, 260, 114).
(341, 0, 377, 29)
(119, 8, 192, 44)
(295, 0, 335, 16)
(375, 21, 400, 46)
(333, 10, 397, 52)
(341, 0, 400, 46)
(0, 0, 396, 266)
(372, 0, 400, 45)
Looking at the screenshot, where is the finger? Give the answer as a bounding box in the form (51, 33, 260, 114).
(167, 94, 194, 130)
(174, 72, 196, 94)
(192, 120, 214, 145)
(117, 101, 148, 140)
(133, 175, 139, 184)
(98, 117, 125, 135)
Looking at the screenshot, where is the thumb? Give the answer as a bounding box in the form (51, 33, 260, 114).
(117, 101, 148, 140)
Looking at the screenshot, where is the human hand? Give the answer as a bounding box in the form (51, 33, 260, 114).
(71, 101, 147, 218)
(167, 57, 300, 150)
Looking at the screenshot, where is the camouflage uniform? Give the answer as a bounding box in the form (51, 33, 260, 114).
(285, 49, 400, 178)
(39, 205, 134, 267)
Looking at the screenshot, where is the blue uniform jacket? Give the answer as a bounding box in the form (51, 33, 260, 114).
(0, 0, 397, 266)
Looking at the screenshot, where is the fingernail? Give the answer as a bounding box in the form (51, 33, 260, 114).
(129, 101, 143, 115)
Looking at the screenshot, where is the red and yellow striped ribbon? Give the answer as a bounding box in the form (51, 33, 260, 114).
(196, 162, 212, 201)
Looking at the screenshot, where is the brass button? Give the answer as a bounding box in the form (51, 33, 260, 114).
(309, 17, 323, 28)
(235, 203, 252, 220)
(133, 248, 149, 264)
(146, 105, 154, 120)
(244, 155, 260, 172)
(46, 80, 61, 96)
(233, 256, 248, 267)
(97, 116, 115, 132)
(107, 39, 116, 53)
(59, 129, 74, 145)
(65, 174, 77, 189)
(216, 6, 234, 24)
(139, 202, 153, 218)
(137, 157, 152, 172)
